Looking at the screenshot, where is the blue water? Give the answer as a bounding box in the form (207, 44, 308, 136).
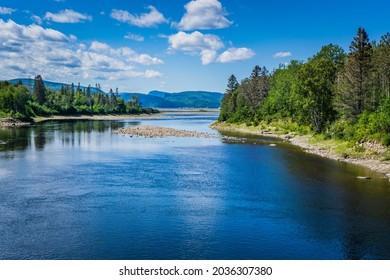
(1, 113, 390, 260)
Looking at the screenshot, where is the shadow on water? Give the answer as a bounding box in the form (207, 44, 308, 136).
(217, 129, 390, 259)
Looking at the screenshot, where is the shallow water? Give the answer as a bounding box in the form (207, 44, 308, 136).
(1, 113, 390, 259)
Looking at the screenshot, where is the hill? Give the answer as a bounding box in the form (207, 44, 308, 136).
(119, 91, 223, 108)
(119, 93, 177, 108)
(8, 78, 223, 108)
(9, 78, 104, 94)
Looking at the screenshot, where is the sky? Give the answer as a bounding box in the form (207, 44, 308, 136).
(0, 0, 389, 93)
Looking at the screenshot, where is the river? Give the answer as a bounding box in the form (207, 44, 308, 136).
(1, 112, 390, 259)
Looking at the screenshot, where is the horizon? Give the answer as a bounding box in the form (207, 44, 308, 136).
(1, 0, 390, 93)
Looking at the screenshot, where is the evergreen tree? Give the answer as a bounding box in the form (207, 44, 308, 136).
(242, 66, 270, 115)
(337, 27, 372, 119)
(219, 75, 239, 121)
(33, 75, 46, 105)
(227, 75, 239, 94)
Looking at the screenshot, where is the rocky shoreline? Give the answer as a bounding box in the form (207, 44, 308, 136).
(0, 117, 31, 127)
(113, 125, 216, 138)
(211, 122, 390, 181)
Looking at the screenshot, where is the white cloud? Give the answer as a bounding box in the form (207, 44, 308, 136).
(0, 7, 15, 15)
(200, 50, 217, 65)
(0, 19, 163, 82)
(168, 31, 224, 52)
(111, 6, 168, 27)
(124, 33, 144, 42)
(89, 41, 164, 66)
(144, 70, 163, 78)
(90, 41, 111, 52)
(216, 48, 255, 63)
(44, 9, 92, 23)
(31, 15, 43, 25)
(174, 0, 232, 30)
(273, 51, 292, 58)
(168, 31, 225, 65)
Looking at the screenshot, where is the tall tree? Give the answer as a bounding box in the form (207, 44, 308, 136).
(33, 75, 46, 105)
(219, 75, 239, 121)
(337, 27, 372, 119)
(372, 33, 390, 103)
(226, 74, 239, 94)
(241, 66, 270, 115)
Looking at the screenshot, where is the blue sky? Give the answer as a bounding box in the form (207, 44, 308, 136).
(0, 0, 389, 93)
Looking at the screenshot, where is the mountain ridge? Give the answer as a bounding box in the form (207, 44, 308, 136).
(8, 78, 223, 108)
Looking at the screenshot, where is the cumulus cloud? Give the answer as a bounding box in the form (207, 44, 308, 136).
(0, 19, 163, 82)
(273, 51, 292, 58)
(124, 33, 144, 42)
(168, 31, 224, 65)
(216, 48, 255, 63)
(200, 50, 217, 65)
(174, 0, 232, 30)
(168, 31, 224, 52)
(44, 9, 92, 23)
(111, 6, 168, 27)
(0, 7, 15, 15)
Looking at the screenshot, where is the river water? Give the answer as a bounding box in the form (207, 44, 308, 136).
(1, 112, 390, 260)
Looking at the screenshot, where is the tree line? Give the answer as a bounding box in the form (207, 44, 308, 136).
(0, 75, 155, 120)
(219, 28, 390, 146)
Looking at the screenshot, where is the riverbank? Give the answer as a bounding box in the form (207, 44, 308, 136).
(0, 117, 31, 127)
(211, 122, 390, 181)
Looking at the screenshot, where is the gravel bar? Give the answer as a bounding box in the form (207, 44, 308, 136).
(113, 126, 216, 138)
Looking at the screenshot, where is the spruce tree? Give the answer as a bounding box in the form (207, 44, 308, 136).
(337, 27, 372, 119)
(33, 75, 46, 105)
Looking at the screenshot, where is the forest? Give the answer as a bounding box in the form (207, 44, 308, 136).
(219, 28, 390, 148)
(0, 75, 155, 120)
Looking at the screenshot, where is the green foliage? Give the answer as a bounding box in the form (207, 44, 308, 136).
(218, 28, 390, 147)
(1, 76, 153, 120)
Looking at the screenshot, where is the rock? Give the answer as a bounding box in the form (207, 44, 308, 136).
(0, 117, 30, 127)
(357, 176, 371, 179)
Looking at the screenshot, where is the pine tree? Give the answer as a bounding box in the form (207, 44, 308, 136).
(337, 27, 372, 119)
(226, 75, 239, 94)
(33, 75, 46, 105)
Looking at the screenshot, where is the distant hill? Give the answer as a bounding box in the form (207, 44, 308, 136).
(8, 78, 104, 94)
(8, 78, 223, 108)
(119, 91, 223, 108)
(119, 93, 177, 108)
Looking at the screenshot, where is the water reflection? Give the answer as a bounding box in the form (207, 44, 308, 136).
(1, 115, 390, 260)
(0, 127, 31, 160)
(0, 120, 127, 154)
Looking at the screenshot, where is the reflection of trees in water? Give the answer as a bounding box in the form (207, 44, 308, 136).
(280, 148, 390, 259)
(34, 126, 46, 150)
(1, 120, 128, 153)
(56, 120, 127, 147)
(58, 120, 126, 134)
(0, 127, 32, 157)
